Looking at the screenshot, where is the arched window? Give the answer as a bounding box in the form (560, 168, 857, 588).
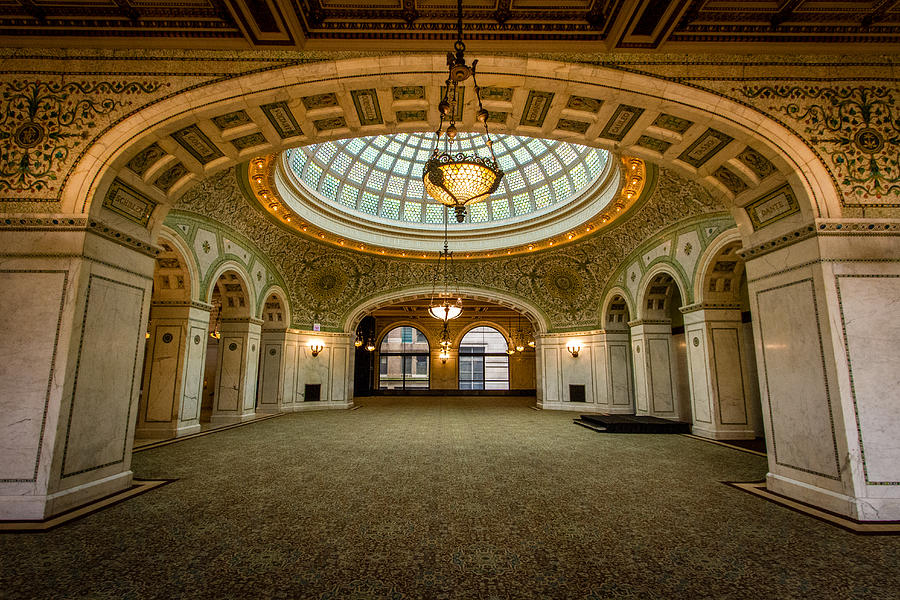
(378, 326, 430, 390)
(459, 326, 510, 390)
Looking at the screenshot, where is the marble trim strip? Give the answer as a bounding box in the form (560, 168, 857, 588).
(151, 300, 214, 311)
(680, 435, 766, 457)
(755, 278, 841, 481)
(0, 479, 174, 532)
(747, 258, 900, 284)
(0, 269, 68, 483)
(834, 273, 900, 486)
(679, 302, 742, 313)
(726, 481, 900, 535)
(60, 274, 146, 478)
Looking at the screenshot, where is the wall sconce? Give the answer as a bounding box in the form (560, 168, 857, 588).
(566, 342, 580, 358)
(309, 342, 325, 357)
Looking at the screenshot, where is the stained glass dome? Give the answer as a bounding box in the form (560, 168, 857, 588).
(282, 132, 609, 226)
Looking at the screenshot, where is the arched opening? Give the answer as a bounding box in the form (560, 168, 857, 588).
(459, 326, 511, 391)
(204, 268, 260, 423)
(632, 270, 691, 423)
(257, 289, 292, 414)
(378, 325, 430, 391)
(684, 236, 764, 441)
(135, 235, 205, 440)
(599, 292, 635, 414)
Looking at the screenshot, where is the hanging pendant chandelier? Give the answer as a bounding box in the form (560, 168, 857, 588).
(423, 0, 504, 224)
(429, 206, 463, 321)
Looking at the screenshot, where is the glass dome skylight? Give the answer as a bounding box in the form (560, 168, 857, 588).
(283, 132, 609, 226)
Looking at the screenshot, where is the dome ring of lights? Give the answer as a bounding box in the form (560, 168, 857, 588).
(251, 132, 647, 257)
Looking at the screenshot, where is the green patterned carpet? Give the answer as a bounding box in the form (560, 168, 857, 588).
(4, 397, 899, 599)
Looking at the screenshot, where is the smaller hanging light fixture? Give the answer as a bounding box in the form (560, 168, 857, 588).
(365, 338, 376, 352)
(514, 314, 525, 352)
(209, 304, 221, 339)
(354, 330, 364, 348)
(429, 206, 463, 321)
(439, 322, 453, 349)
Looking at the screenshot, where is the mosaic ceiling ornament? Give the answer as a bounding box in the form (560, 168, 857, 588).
(0, 79, 166, 199)
(739, 85, 900, 206)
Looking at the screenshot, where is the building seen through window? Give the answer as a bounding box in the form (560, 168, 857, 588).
(459, 326, 510, 390)
(379, 326, 430, 390)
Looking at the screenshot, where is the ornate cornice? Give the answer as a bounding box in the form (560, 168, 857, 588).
(0, 216, 161, 257)
(679, 302, 743, 314)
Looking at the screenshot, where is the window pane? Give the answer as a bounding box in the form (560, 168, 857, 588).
(381, 326, 430, 353)
(460, 326, 508, 353)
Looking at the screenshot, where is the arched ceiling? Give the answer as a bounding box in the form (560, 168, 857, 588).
(2, 1, 898, 51)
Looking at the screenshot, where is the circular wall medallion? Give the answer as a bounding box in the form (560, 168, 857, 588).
(228, 342, 238, 351)
(252, 344, 256, 352)
(194, 335, 201, 345)
(162, 333, 173, 343)
(14, 122, 45, 148)
(635, 344, 641, 354)
(854, 127, 884, 153)
(692, 337, 700, 347)
(269, 348, 277, 356)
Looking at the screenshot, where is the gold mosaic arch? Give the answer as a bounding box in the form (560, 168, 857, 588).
(76, 55, 836, 242)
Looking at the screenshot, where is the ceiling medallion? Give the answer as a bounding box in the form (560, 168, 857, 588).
(422, 0, 503, 223)
(249, 155, 645, 259)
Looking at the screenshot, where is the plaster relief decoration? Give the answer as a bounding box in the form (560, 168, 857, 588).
(103, 178, 157, 226)
(745, 183, 800, 230)
(126, 142, 167, 177)
(172, 164, 726, 332)
(740, 85, 900, 206)
(0, 79, 167, 201)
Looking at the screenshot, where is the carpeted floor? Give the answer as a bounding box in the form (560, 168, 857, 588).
(3, 396, 899, 599)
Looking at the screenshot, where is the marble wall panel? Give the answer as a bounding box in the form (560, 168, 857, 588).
(687, 329, 712, 423)
(836, 275, 900, 484)
(608, 344, 632, 408)
(648, 338, 675, 414)
(242, 334, 260, 410)
(61, 275, 144, 477)
(216, 337, 243, 411)
(145, 326, 181, 422)
(281, 342, 296, 405)
(757, 279, 840, 479)
(181, 324, 207, 421)
(0, 271, 67, 481)
(632, 338, 648, 412)
(542, 348, 560, 403)
(712, 327, 748, 425)
(259, 343, 281, 407)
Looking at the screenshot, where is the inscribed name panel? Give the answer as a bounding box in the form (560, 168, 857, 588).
(63, 275, 143, 477)
(837, 275, 900, 484)
(758, 280, 839, 479)
(0, 271, 66, 481)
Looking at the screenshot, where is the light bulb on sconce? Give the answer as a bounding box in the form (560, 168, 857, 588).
(566, 342, 581, 358)
(439, 348, 450, 364)
(309, 341, 325, 357)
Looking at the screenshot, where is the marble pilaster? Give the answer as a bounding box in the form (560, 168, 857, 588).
(136, 302, 212, 438)
(743, 221, 900, 521)
(0, 226, 154, 520)
(210, 318, 262, 423)
(629, 320, 689, 421)
(680, 306, 760, 440)
(293, 331, 355, 410)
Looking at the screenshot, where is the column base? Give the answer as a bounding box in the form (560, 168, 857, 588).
(255, 406, 284, 414)
(764, 473, 900, 521)
(209, 411, 257, 425)
(135, 422, 201, 440)
(292, 401, 353, 411)
(0, 470, 133, 521)
(691, 425, 758, 440)
(537, 401, 599, 412)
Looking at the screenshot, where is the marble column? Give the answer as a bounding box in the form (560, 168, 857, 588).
(257, 329, 299, 413)
(294, 332, 355, 410)
(629, 320, 689, 421)
(0, 225, 154, 520)
(680, 305, 759, 440)
(595, 331, 634, 414)
(136, 302, 212, 438)
(210, 318, 262, 423)
(742, 221, 900, 521)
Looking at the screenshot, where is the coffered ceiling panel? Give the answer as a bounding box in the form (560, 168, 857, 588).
(1, 0, 897, 50)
